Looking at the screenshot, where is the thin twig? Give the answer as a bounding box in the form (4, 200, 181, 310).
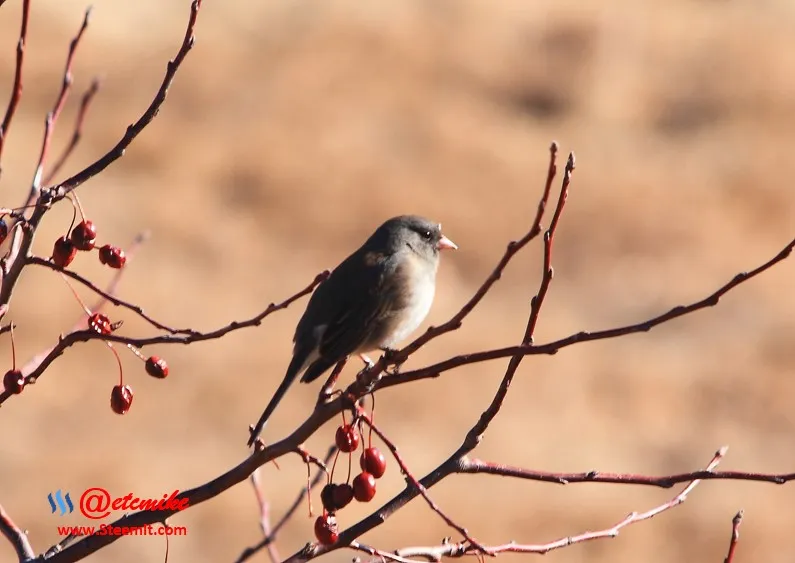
(0, 0, 30, 177)
(235, 446, 337, 563)
(458, 459, 795, 487)
(463, 152, 574, 446)
(723, 510, 744, 563)
(358, 448, 727, 561)
(249, 469, 280, 563)
(377, 236, 795, 391)
(47, 0, 202, 199)
(30, 7, 92, 199)
(27, 254, 191, 334)
(358, 411, 489, 554)
(44, 79, 101, 185)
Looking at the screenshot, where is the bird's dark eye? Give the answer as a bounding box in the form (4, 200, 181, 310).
(421, 230, 432, 240)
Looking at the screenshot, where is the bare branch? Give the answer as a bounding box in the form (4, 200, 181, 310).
(377, 236, 795, 390)
(462, 151, 574, 446)
(249, 469, 280, 563)
(47, 0, 202, 199)
(0, 502, 34, 562)
(724, 510, 744, 563)
(236, 446, 337, 563)
(358, 411, 489, 554)
(29, 7, 92, 199)
(27, 254, 193, 335)
(458, 458, 795, 487)
(0, 0, 30, 176)
(358, 448, 727, 561)
(44, 79, 101, 185)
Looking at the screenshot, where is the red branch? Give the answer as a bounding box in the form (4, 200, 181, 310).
(249, 469, 280, 563)
(0, 0, 30, 176)
(47, 0, 202, 198)
(44, 79, 101, 185)
(27, 255, 196, 334)
(375, 235, 795, 391)
(723, 510, 744, 563)
(358, 411, 488, 554)
(355, 449, 727, 561)
(30, 8, 92, 198)
(458, 458, 795, 487)
(236, 446, 337, 563)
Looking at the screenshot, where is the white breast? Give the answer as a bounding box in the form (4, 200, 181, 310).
(382, 268, 436, 347)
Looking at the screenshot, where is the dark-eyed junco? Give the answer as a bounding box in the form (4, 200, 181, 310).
(247, 215, 457, 446)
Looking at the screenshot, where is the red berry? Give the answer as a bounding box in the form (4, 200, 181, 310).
(332, 483, 354, 510)
(145, 356, 169, 378)
(314, 513, 338, 546)
(360, 447, 387, 479)
(98, 244, 126, 269)
(110, 384, 133, 414)
(51, 236, 77, 268)
(3, 370, 24, 394)
(88, 312, 112, 335)
(320, 484, 337, 512)
(352, 472, 376, 502)
(70, 220, 97, 251)
(0, 218, 8, 245)
(335, 424, 360, 453)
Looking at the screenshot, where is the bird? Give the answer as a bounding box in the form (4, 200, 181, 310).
(247, 215, 457, 446)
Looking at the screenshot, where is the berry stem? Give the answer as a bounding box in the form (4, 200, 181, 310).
(9, 323, 16, 370)
(346, 448, 352, 485)
(60, 273, 91, 316)
(305, 460, 313, 517)
(72, 191, 87, 222)
(104, 341, 124, 385)
(329, 449, 340, 484)
(65, 193, 79, 235)
(368, 393, 376, 448)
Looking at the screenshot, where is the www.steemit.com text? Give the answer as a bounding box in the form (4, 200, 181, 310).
(57, 524, 187, 537)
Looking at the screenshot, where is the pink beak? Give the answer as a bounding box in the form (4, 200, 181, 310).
(437, 235, 458, 251)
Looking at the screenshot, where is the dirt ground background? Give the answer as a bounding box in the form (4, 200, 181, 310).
(1, 0, 794, 562)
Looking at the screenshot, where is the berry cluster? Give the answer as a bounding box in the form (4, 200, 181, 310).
(50, 219, 126, 270)
(1, 212, 172, 409)
(314, 420, 388, 546)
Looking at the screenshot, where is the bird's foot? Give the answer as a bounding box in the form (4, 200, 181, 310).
(380, 347, 404, 375)
(318, 388, 343, 406)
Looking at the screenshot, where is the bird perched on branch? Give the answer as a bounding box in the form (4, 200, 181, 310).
(248, 215, 457, 446)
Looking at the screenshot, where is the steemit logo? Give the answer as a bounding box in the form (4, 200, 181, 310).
(47, 490, 74, 516)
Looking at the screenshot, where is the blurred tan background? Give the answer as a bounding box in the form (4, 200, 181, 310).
(1, 0, 795, 561)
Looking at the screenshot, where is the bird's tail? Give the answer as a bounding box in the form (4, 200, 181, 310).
(247, 353, 305, 447)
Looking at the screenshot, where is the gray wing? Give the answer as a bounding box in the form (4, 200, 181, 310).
(295, 250, 392, 382)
